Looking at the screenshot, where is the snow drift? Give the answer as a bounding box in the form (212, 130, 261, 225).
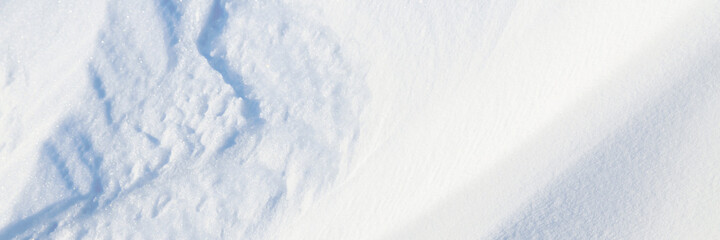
(1, 0, 719, 239)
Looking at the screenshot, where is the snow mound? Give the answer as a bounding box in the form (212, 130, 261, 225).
(1, 0, 366, 238)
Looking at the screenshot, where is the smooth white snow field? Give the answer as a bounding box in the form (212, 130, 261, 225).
(1, 0, 719, 239)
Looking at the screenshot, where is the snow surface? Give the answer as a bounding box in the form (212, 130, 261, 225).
(1, 0, 719, 239)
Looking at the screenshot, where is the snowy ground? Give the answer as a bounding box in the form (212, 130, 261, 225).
(1, 0, 719, 239)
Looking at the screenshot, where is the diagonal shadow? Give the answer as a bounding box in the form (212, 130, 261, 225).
(493, 51, 720, 239)
(197, 0, 264, 125)
(0, 128, 106, 239)
(389, 28, 720, 240)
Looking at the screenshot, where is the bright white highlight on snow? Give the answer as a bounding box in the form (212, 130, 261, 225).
(1, 0, 719, 239)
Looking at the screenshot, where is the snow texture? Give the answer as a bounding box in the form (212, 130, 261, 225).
(1, 0, 719, 239)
